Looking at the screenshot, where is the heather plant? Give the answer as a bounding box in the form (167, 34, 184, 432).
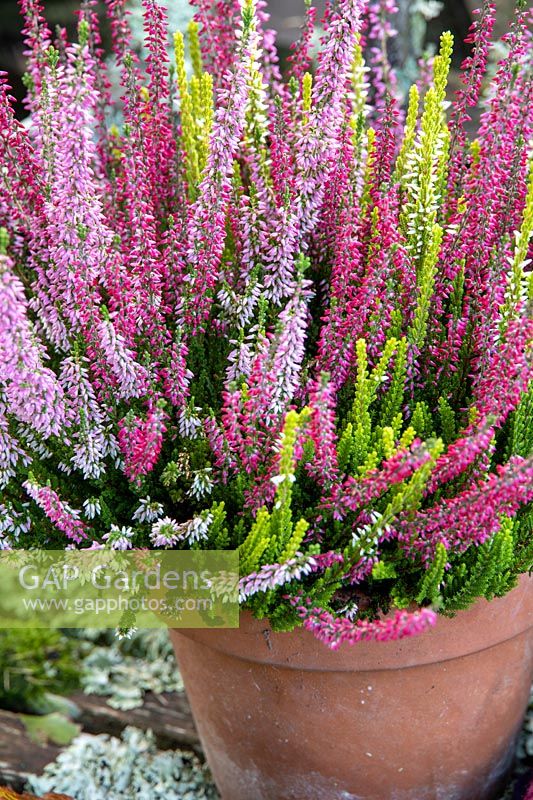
(0, 0, 532, 648)
(0, 629, 79, 712)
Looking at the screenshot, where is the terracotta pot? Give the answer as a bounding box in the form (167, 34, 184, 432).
(170, 574, 533, 800)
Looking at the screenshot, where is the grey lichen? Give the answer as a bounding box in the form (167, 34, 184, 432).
(79, 629, 184, 710)
(27, 727, 219, 800)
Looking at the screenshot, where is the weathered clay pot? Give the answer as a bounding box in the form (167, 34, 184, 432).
(170, 574, 533, 800)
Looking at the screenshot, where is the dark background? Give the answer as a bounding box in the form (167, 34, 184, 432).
(1, 0, 82, 114)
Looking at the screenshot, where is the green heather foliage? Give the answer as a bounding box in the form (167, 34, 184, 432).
(0, 630, 79, 712)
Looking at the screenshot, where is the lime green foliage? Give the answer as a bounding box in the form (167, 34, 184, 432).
(237, 409, 312, 577)
(401, 34, 453, 265)
(338, 422, 355, 473)
(174, 31, 199, 192)
(266, 408, 311, 562)
(368, 339, 400, 405)
(398, 426, 417, 450)
(238, 506, 271, 575)
(187, 20, 203, 81)
(501, 163, 533, 328)
(511, 390, 533, 458)
(174, 25, 214, 195)
(449, 262, 466, 321)
(381, 426, 395, 460)
(372, 560, 397, 580)
(348, 337, 403, 470)
(513, 509, 533, 573)
(174, 31, 199, 195)
(350, 111, 366, 179)
(351, 36, 368, 120)
(361, 127, 376, 210)
(0, 226, 9, 255)
(302, 72, 313, 123)
(504, 387, 532, 572)
(390, 586, 412, 609)
(399, 35, 452, 377)
(208, 501, 230, 548)
(383, 438, 443, 519)
(378, 338, 408, 429)
(394, 84, 419, 184)
(349, 338, 373, 465)
(280, 517, 310, 562)
(433, 32, 454, 104)
(408, 223, 443, 350)
(195, 71, 214, 173)
(344, 438, 444, 569)
(508, 389, 533, 572)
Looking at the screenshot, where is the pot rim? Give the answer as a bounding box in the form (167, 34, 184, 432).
(171, 572, 533, 672)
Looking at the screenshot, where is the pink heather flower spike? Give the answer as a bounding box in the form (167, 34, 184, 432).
(118, 405, 167, 485)
(192, 0, 244, 90)
(363, 0, 404, 129)
(0, 248, 65, 437)
(471, 316, 533, 423)
(401, 457, 533, 561)
(18, 0, 53, 114)
(287, 2, 317, 81)
(23, 477, 88, 543)
(59, 354, 114, 479)
(103, 0, 135, 62)
(307, 376, 339, 488)
(293, 600, 437, 650)
(425, 420, 495, 496)
(0, 75, 44, 233)
(183, 0, 261, 332)
(446, 1, 496, 210)
(263, 0, 367, 301)
(140, 0, 177, 216)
